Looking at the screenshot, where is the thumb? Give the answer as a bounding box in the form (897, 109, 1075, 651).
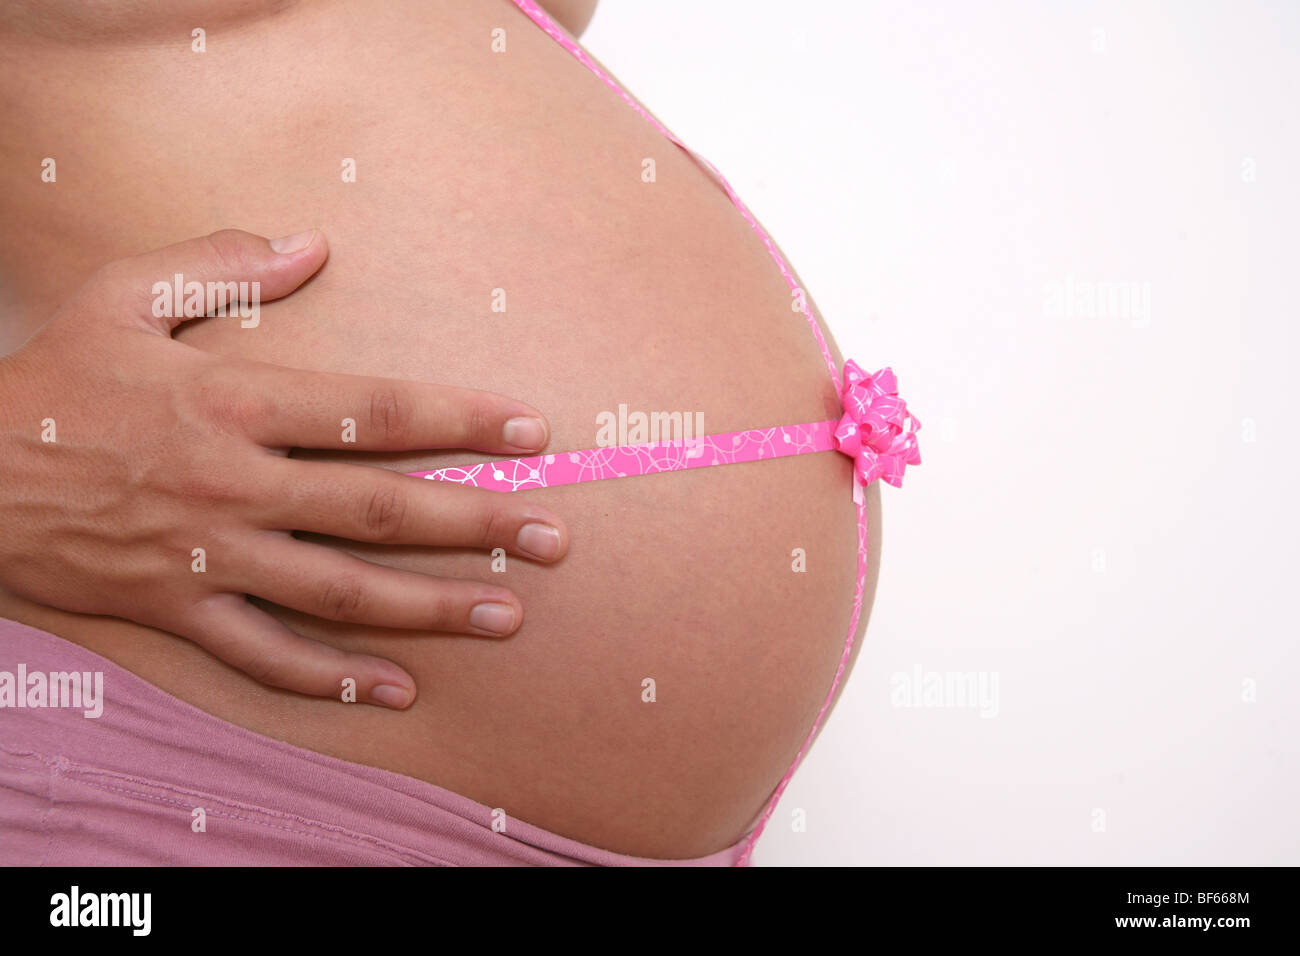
(82, 228, 328, 335)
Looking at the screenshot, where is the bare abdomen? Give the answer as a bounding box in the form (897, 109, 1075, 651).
(0, 0, 871, 857)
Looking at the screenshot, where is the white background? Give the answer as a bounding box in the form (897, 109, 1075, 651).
(582, 0, 1299, 865)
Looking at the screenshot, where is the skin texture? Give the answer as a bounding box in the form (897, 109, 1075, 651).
(0, 228, 576, 708)
(534, 0, 599, 38)
(0, 0, 882, 858)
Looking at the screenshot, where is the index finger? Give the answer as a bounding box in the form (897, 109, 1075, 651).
(233, 360, 552, 455)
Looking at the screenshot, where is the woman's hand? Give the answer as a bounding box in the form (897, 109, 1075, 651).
(0, 229, 569, 708)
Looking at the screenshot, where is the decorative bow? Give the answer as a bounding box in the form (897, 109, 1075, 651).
(833, 360, 921, 502)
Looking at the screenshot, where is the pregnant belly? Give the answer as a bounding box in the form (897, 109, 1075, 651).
(0, 0, 877, 857)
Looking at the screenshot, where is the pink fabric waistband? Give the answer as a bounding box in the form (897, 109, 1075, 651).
(0, 616, 746, 866)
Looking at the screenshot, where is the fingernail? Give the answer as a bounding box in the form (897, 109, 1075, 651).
(371, 684, 413, 709)
(269, 229, 317, 254)
(503, 416, 547, 450)
(517, 522, 562, 560)
(470, 602, 516, 635)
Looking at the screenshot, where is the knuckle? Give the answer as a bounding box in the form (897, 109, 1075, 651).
(463, 399, 493, 444)
(368, 387, 412, 442)
(238, 651, 284, 687)
(200, 231, 249, 277)
(192, 364, 273, 434)
(475, 503, 510, 546)
(429, 592, 460, 629)
(204, 389, 272, 434)
(174, 466, 229, 502)
(319, 575, 367, 621)
(361, 484, 407, 541)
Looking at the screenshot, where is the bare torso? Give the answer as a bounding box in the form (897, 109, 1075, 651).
(0, 0, 879, 858)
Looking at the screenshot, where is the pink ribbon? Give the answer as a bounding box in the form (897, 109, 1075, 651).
(833, 361, 922, 502)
